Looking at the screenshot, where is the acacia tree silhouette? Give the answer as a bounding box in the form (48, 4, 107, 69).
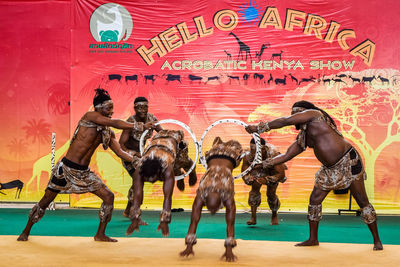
(327, 79, 400, 201)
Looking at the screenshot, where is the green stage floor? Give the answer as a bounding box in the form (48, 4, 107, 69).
(1, 208, 399, 245)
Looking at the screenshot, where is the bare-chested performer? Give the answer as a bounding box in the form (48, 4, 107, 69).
(126, 129, 186, 237)
(180, 137, 243, 262)
(246, 100, 383, 250)
(18, 89, 138, 242)
(242, 137, 287, 225)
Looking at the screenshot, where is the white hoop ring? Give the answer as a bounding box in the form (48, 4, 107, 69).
(139, 119, 199, 181)
(198, 119, 262, 180)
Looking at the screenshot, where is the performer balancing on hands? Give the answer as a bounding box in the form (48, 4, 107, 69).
(126, 129, 188, 237)
(245, 100, 383, 250)
(180, 137, 243, 262)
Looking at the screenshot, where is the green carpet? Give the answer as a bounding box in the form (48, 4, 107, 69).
(1, 208, 399, 245)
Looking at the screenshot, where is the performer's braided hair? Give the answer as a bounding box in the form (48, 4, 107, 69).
(292, 100, 337, 128)
(93, 88, 111, 107)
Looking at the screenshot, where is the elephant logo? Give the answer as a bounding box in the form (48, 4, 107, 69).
(89, 3, 133, 42)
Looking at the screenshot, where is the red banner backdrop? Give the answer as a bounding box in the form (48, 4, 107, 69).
(1, 0, 400, 213)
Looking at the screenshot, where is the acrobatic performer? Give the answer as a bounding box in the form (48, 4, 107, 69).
(126, 129, 187, 237)
(180, 137, 243, 262)
(119, 98, 197, 219)
(246, 100, 383, 250)
(119, 97, 161, 218)
(242, 137, 287, 225)
(18, 89, 138, 242)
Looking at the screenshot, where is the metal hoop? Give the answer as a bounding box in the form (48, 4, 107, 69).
(139, 119, 199, 181)
(198, 119, 262, 179)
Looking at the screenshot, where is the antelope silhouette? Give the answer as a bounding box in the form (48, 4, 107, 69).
(377, 76, 389, 84)
(143, 74, 158, 84)
(361, 76, 375, 84)
(299, 76, 316, 85)
(229, 32, 252, 61)
(108, 74, 122, 82)
(205, 76, 220, 83)
(348, 75, 361, 83)
(224, 50, 232, 60)
(332, 78, 347, 85)
(125, 74, 138, 84)
(188, 74, 203, 84)
(274, 75, 287, 85)
(322, 77, 332, 85)
(0, 179, 23, 198)
(288, 73, 298, 85)
(163, 74, 181, 84)
(227, 75, 240, 84)
(271, 50, 283, 60)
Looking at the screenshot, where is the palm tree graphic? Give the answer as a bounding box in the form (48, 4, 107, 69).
(7, 138, 30, 158)
(22, 119, 51, 156)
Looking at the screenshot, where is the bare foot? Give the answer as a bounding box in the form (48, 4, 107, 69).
(122, 211, 129, 218)
(17, 233, 29, 241)
(246, 218, 257, 225)
(94, 235, 118, 242)
(373, 241, 383, 250)
(295, 239, 319, 246)
(270, 215, 279, 225)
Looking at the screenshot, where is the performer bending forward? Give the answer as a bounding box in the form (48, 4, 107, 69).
(18, 89, 138, 242)
(242, 137, 287, 225)
(180, 137, 243, 262)
(246, 100, 383, 250)
(126, 129, 185, 237)
(119, 97, 161, 218)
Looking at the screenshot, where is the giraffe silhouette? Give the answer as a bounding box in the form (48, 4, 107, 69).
(26, 140, 70, 192)
(229, 32, 252, 61)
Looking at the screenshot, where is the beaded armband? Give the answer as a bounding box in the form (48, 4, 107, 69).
(257, 121, 270, 134)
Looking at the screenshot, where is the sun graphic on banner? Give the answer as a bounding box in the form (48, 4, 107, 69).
(238, 0, 262, 26)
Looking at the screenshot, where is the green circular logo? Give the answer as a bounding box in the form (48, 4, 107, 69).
(90, 3, 133, 42)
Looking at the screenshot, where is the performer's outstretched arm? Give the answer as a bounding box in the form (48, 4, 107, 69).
(180, 195, 203, 257)
(245, 110, 321, 133)
(86, 111, 135, 130)
(263, 141, 304, 169)
(109, 134, 134, 162)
